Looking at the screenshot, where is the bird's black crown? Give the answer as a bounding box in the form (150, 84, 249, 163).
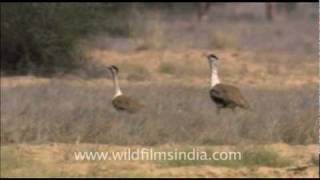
(208, 54, 219, 60)
(109, 65, 119, 73)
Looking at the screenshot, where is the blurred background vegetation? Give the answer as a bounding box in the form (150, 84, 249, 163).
(1, 3, 132, 75)
(1, 3, 198, 75)
(1, 3, 317, 76)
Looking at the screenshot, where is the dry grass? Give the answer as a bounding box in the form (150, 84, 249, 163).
(209, 32, 239, 50)
(1, 3, 317, 178)
(158, 146, 292, 168)
(128, 11, 167, 51)
(1, 75, 317, 145)
(1, 143, 317, 178)
(89, 49, 317, 89)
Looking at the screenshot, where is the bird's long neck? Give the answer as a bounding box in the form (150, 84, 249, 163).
(209, 62, 220, 87)
(111, 72, 122, 97)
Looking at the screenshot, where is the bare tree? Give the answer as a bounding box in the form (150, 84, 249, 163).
(266, 3, 275, 21)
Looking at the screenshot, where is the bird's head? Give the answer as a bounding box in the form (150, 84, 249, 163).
(207, 54, 219, 63)
(205, 53, 219, 68)
(107, 65, 119, 75)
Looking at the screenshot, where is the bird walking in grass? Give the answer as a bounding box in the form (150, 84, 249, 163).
(206, 54, 250, 114)
(107, 65, 144, 113)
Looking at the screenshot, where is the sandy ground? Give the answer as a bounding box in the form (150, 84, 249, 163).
(1, 143, 318, 178)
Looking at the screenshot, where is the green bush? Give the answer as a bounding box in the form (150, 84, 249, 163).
(1, 3, 131, 75)
(158, 61, 176, 74)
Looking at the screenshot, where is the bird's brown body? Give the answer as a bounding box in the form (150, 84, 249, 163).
(205, 53, 250, 113)
(108, 65, 143, 114)
(112, 94, 143, 113)
(210, 83, 249, 112)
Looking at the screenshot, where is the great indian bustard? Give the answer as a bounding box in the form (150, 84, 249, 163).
(206, 54, 250, 114)
(107, 65, 144, 113)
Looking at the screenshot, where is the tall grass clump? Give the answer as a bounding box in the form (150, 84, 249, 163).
(311, 154, 319, 166)
(158, 61, 176, 74)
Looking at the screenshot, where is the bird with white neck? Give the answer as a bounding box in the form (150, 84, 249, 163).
(107, 65, 144, 113)
(205, 53, 250, 114)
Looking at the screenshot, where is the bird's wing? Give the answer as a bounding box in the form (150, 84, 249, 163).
(212, 84, 249, 108)
(113, 95, 143, 113)
(113, 96, 130, 110)
(210, 86, 232, 103)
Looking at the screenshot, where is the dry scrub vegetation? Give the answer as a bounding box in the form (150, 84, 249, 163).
(1, 3, 318, 178)
(1, 70, 317, 145)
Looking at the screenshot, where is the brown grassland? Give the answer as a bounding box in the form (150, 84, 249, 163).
(1, 3, 319, 178)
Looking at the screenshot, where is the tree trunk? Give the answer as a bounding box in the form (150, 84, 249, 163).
(197, 3, 211, 21)
(266, 3, 274, 21)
